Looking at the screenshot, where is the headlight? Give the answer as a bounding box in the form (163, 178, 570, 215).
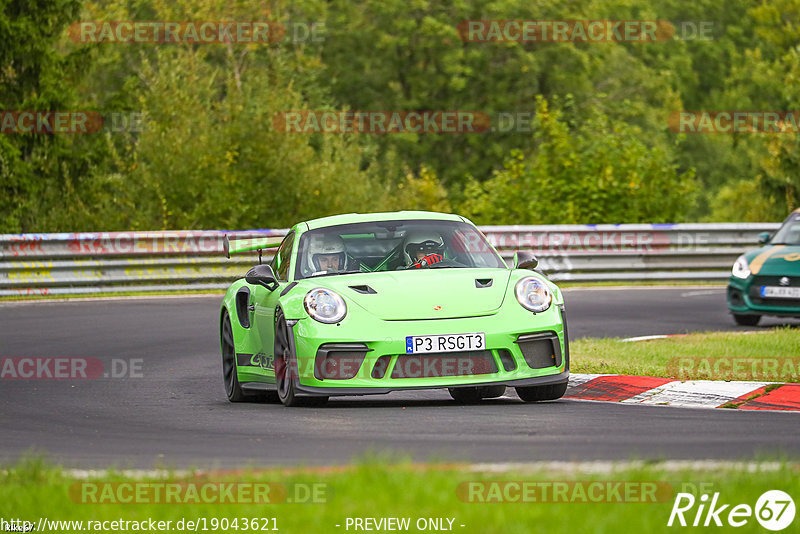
(732, 255, 751, 279)
(515, 277, 552, 313)
(304, 288, 347, 324)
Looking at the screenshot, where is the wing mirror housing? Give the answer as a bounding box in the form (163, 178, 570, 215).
(245, 264, 279, 291)
(758, 231, 771, 245)
(513, 250, 539, 270)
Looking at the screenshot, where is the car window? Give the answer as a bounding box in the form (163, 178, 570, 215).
(771, 214, 800, 245)
(294, 220, 506, 279)
(271, 232, 295, 281)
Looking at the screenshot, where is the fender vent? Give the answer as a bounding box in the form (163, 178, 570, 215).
(349, 285, 377, 294)
(475, 278, 493, 288)
(235, 288, 251, 329)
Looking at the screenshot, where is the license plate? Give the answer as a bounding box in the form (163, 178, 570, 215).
(760, 286, 800, 299)
(405, 333, 485, 354)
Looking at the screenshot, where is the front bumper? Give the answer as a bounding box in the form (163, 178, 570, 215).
(728, 276, 800, 317)
(287, 303, 569, 396)
(295, 372, 569, 396)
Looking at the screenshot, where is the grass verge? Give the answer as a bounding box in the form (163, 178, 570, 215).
(1, 457, 798, 534)
(571, 329, 800, 382)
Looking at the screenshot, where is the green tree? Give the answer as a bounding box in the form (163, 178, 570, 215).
(0, 0, 91, 232)
(461, 97, 696, 224)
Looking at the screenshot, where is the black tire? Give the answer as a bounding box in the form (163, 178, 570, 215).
(481, 385, 507, 399)
(449, 387, 482, 404)
(449, 385, 507, 404)
(516, 381, 568, 402)
(221, 310, 247, 402)
(274, 310, 329, 407)
(733, 314, 760, 326)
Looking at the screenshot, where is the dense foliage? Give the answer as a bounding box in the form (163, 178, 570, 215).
(1, 0, 798, 231)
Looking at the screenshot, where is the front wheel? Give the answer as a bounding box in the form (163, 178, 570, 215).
(733, 313, 760, 326)
(221, 311, 247, 402)
(516, 382, 568, 402)
(274, 311, 329, 407)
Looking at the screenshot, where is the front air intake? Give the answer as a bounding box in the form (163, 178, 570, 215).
(515, 332, 562, 369)
(314, 343, 372, 380)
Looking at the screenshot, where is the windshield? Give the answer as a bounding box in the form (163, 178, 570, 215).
(770, 213, 800, 245)
(294, 219, 506, 279)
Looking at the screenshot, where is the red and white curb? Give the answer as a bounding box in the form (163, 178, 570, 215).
(566, 374, 800, 412)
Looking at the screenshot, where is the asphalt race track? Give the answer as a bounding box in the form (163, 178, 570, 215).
(1, 287, 798, 468)
(562, 286, 800, 338)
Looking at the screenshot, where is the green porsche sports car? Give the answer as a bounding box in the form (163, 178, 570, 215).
(220, 211, 568, 406)
(728, 208, 800, 326)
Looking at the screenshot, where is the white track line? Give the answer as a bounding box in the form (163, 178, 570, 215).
(681, 289, 726, 297)
(47, 461, 788, 479)
(620, 335, 672, 342)
(468, 460, 787, 474)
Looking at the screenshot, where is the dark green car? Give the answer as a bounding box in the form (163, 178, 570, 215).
(728, 209, 800, 325)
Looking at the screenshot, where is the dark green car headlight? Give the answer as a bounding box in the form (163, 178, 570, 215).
(304, 288, 347, 323)
(515, 277, 552, 313)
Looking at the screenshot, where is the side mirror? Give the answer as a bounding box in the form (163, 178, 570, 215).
(758, 232, 771, 245)
(245, 264, 279, 291)
(514, 250, 539, 270)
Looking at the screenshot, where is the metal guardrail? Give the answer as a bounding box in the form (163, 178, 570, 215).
(0, 224, 780, 296)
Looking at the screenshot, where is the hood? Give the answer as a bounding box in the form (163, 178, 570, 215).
(748, 245, 800, 276)
(308, 268, 512, 320)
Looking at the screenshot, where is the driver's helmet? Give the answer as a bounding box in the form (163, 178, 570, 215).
(403, 229, 445, 265)
(306, 233, 347, 273)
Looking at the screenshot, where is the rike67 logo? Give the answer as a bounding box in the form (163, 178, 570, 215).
(668, 490, 795, 531)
